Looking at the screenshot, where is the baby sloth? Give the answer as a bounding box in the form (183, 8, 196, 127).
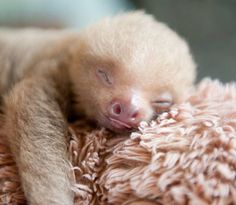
(0, 12, 196, 205)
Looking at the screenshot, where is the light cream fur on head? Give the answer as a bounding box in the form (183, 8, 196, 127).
(69, 11, 196, 122)
(1, 78, 236, 205)
(85, 11, 196, 90)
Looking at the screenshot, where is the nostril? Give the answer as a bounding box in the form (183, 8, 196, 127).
(112, 103, 122, 115)
(130, 111, 139, 121)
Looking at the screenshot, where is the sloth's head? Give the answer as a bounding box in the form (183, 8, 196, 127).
(69, 11, 196, 132)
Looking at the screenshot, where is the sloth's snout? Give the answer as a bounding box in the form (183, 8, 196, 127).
(108, 98, 143, 129)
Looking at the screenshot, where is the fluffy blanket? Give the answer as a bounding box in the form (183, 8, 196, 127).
(0, 78, 236, 205)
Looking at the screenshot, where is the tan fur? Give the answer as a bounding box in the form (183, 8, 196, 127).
(69, 12, 196, 123)
(0, 11, 196, 204)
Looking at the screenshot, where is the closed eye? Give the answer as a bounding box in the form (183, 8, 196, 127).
(96, 69, 113, 86)
(152, 100, 173, 114)
(152, 91, 173, 113)
(152, 101, 172, 108)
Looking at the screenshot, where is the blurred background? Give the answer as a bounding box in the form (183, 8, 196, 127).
(0, 0, 235, 82)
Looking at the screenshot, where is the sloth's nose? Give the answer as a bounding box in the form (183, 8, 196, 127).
(108, 99, 142, 128)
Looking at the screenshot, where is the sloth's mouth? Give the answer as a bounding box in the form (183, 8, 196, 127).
(98, 114, 135, 132)
(108, 117, 133, 130)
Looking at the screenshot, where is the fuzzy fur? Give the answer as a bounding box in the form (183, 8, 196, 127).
(0, 78, 236, 205)
(0, 11, 196, 205)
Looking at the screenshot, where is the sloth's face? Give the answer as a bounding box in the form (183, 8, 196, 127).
(69, 12, 196, 132)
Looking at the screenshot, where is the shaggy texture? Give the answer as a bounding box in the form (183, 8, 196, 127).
(0, 78, 236, 205)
